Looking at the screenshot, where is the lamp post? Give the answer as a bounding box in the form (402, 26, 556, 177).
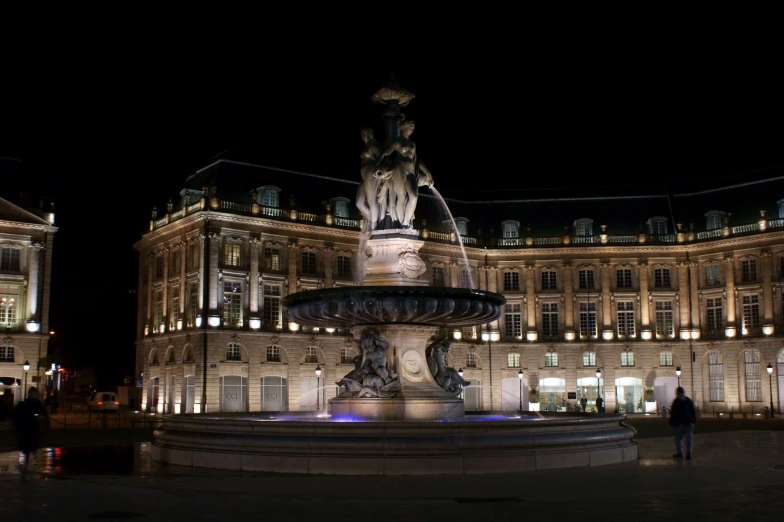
(315, 365, 322, 412)
(517, 369, 524, 413)
(767, 363, 775, 418)
(458, 368, 464, 400)
(595, 368, 602, 412)
(675, 366, 682, 388)
(23, 360, 30, 400)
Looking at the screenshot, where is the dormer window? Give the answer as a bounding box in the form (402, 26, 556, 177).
(646, 217, 668, 235)
(257, 185, 281, 208)
(573, 218, 593, 236)
(777, 199, 784, 219)
(502, 220, 520, 238)
(331, 197, 351, 218)
(454, 217, 468, 236)
(705, 210, 728, 230)
(180, 188, 203, 207)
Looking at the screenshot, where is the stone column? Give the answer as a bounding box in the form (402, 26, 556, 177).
(146, 252, 154, 328)
(724, 257, 736, 334)
(27, 243, 45, 320)
(179, 240, 187, 320)
(563, 263, 574, 334)
(761, 252, 774, 327)
(601, 263, 612, 337)
(197, 234, 205, 314)
(323, 246, 334, 288)
(162, 246, 170, 329)
(287, 241, 299, 294)
(678, 262, 691, 331)
(639, 262, 650, 335)
(208, 233, 221, 311)
(249, 238, 260, 313)
(525, 265, 536, 333)
(689, 262, 701, 332)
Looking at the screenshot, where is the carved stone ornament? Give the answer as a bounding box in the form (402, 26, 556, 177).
(229, 332, 241, 344)
(268, 334, 281, 346)
(398, 244, 427, 279)
(307, 336, 321, 348)
(2, 335, 14, 346)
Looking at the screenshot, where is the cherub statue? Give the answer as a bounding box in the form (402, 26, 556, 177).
(356, 328, 397, 384)
(336, 328, 400, 398)
(425, 334, 470, 396)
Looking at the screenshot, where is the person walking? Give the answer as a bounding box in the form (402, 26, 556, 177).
(595, 395, 604, 413)
(669, 386, 697, 460)
(12, 387, 48, 471)
(580, 395, 587, 412)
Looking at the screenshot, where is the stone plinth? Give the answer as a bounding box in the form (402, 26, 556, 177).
(363, 231, 427, 286)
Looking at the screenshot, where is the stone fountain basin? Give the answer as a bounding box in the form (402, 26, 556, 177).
(282, 286, 505, 327)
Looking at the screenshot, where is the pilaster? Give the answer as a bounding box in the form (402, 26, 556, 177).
(689, 262, 701, 331)
(525, 265, 536, 332)
(761, 252, 774, 325)
(677, 262, 691, 330)
(724, 256, 736, 328)
(179, 240, 187, 316)
(287, 241, 299, 294)
(639, 262, 650, 334)
(563, 263, 574, 331)
(162, 246, 170, 328)
(323, 246, 334, 288)
(249, 237, 261, 313)
(27, 242, 45, 320)
(601, 263, 612, 332)
(208, 233, 221, 311)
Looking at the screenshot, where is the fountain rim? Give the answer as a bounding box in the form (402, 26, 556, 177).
(281, 285, 507, 307)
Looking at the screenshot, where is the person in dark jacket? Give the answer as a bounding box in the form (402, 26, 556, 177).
(12, 387, 48, 468)
(669, 386, 696, 459)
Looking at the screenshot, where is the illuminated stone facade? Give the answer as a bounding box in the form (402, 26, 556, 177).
(0, 196, 57, 405)
(135, 160, 784, 415)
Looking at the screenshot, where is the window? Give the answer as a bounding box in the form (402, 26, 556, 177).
(226, 343, 241, 361)
(654, 268, 671, 288)
(224, 244, 242, 266)
(462, 326, 475, 340)
(742, 259, 757, 282)
(706, 297, 723, 333)
(0, 345, 13, 362)
(503, 271, 520, 291)
(262, 284, 282, 329)
(617, 302, 635, 337)
(155, 256, 164, 279)
(260, 376, 288, 411)
(582, 352, 596, 366)
(183, 345, 193, 362)
(301, 252, 317, 274)
(305, 346, 319, 363)
(154, 290, 163, 332)
(507, 352, 521, 368)
(579, 302, 597, 338)
(0, 284, 20, 329)
(432, 266, 445, 285)
(742, 295, 760, 332)
(455, 218, 468, 236)
(337, 255, 351, 277)
(460, 269, 471, 288)
(574, 218, 593, 236)
(187, 285, 198, 328)
(170, 288, 180, 329)
(659, 351, 673, 367)
(542, 303, 559, 337)
(578, 269, 594, 289)
(340, 347, 354, 364)
(262, 247, 280, 271)
(502, 221, 519, 238)
(648, 218, 667, 235)
(705, 211, 725, 230)
(655, 301, 674, 337)
(708, 351, 724, 402)
(189, 244, 200, 269)
(744, 349, 761, 401)
(266, 345, 281, 362)
(620, 351, 635, 367)
(504, 303, 522, 338)
(222, 281, 243, 327)
(150, 377, 159, 410)
(0, 247, 20, 271)
(616, 268, 632, 288)
(541, 270, 557, 290)
(545, 352, 558, 367)
(171, 250, 181, 273)
(705, 263, 721, 286)
(260, 187, 280, 208)
(466, 352, 477, 368)
(334, 199, 349, 218)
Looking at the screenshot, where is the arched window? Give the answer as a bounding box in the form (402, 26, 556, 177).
(0, 345, 14, 362)
(305, 345, 319, 363)
(454, 217, 468, 236)
(582, 352, 595, 366)
(226, 343, 241, 361)
(501, 220, 520, 239)
(659, 351, 673, 366)
(573, 218, 593, 236)
(166, 347, 175, 363)
(466, 352, 477, 368)
(257, 186, 281, 208)
(266, 345, 281, 362)
(182, 345, 194, 362)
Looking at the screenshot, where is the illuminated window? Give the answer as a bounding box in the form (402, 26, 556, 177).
(0, 284, 20, 329)
(744, 349, 761, 401)
(187, 285, 198, 328)
(222, 281, 243, 327)
(579, 302, 597, 338)
(502, 221, 519, 238)
(574, 218, 593, 236)
(262, 284, 282, 329)
(705, 263, 721, 286)
(647, 217, 667, 235)
(545, 352, 558, 367)
(620, 351, 635, 367)
(305, 345, 319, 364)
(507, 352, 521, 368)
(266, 345, 281, 362)
(655, 301, 674, 337)
(504, 303, 521, 338)
(189, 244, 200, 269)
(170, 287, 180, 329)
(334, 199, 349, 218)
(708, 351, 724, 401)
(466, 352, 477, 368)
(224, 244, 242, 266)
(460, 269, 471, 288)
(340, 347, 354, 364)
(617, 302, 635, 337)
(226, 343, 241, 361)
(582, 352, 596, 366)
(455, 217, 468, 236)
(706, 297, 723, 333)
(659, 351, 673, 367)
(264, 247, 280, 271)
(742, 295, 760, 332)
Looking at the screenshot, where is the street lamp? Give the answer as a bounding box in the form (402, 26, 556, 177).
(315, 365, 322, 412)
(595, 368, 602, 412)
(517, 369, 524, 412)
(23, 360, 30, 400)
(767, 363, 775, 418)
(675, 366, 682, 387)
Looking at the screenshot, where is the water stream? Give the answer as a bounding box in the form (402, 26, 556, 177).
(429, 187, 474, 289)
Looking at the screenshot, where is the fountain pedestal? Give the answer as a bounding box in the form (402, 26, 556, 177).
(362, 230, 428, 287)
(329, 325, 465, 421)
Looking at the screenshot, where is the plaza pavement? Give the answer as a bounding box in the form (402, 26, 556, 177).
(0, 418, 782, 521)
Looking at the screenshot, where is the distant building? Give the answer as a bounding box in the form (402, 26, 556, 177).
(0, 193, 57, 405)
(135, 158, 784, 416)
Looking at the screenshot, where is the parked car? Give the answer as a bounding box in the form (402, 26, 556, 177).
(88, 392, 120, 412)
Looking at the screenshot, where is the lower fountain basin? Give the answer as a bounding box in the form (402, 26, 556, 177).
(152, 412, 638, 475)
(282, 286, 505, 327)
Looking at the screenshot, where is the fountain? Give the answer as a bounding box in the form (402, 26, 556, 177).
(151, 77, 638, 474)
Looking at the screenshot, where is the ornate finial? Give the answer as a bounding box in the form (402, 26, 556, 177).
(371, 75, 415, 107)
(151, 206, 157, 219)
(167, 198, 173, 213)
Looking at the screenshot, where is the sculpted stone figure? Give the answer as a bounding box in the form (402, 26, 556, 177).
(336, 328, 400, 398)
(425, 335, 470, 397)
(355, 127, 383, 228)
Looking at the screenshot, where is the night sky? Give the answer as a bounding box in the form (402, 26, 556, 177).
(1, 15, 782, 385)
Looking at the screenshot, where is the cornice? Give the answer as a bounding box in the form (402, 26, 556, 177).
(0, 220, 57, 233)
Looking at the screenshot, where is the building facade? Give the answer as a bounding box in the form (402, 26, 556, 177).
(135, 160, 784, 416)
(0, 196, 57, 405)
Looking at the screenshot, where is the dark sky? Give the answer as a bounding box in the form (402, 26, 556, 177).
(1, 14, 782, 384)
